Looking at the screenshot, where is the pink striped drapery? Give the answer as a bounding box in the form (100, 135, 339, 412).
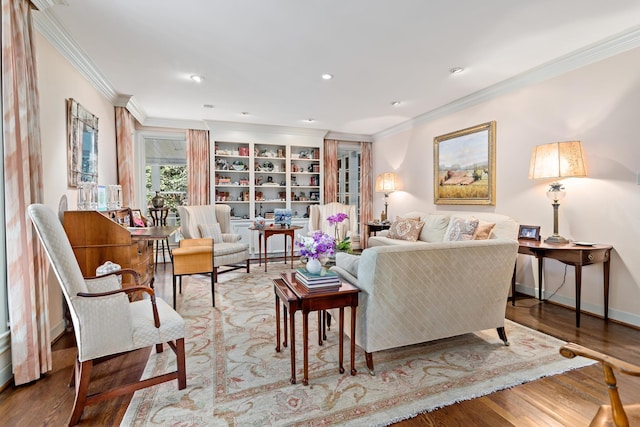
(359, 141, 373, 248)
(115, 107, 136, 207)
(186, 129, 210, 205)
(2, 0, 52, 385)
(323, 139, 338, 203)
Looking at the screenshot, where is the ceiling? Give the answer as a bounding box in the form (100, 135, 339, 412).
(35, 0, 640, 137)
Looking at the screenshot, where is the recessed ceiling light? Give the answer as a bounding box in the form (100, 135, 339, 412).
(449, 67, 464, 74)
(391, 101, 401, 106)
(190, 74, 204, 83)
(241, 112, 249, 116)
(203, 104, 214, 109)
(306, 118, 315, 123)
(321, 73, 333, 80)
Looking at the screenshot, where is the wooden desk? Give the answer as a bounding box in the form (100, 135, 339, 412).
(279, 271, 359, 386)
(249, 225, 302, 272)
(515, 239, 613, 327)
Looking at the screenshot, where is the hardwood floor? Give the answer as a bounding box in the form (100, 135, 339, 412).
(1, 264, 639, 426)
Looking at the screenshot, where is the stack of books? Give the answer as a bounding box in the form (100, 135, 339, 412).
(295, 268, 341, 292)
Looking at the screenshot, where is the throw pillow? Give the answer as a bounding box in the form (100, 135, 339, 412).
(336, 252, 360, 278)
(473, 219, 496, 240)
(444, 217, 479, 241)
(388, 216, 425, 242)
(419, 214, 450, 242)
(199, 223, 223, 243)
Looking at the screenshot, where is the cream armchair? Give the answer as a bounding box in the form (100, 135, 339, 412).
(175, 205, 249, 307)
(308, 202, 360, 250)
(28, 204, 186, 426)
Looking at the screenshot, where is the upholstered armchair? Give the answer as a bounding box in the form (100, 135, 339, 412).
(28, 204, 186, 426)
(175, 204, 249, 307)
(308, 202, 360, 250)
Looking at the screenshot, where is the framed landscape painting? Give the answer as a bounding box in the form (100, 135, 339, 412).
(434, 121, 496, 205)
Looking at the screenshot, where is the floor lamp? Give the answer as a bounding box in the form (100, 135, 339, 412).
(528, 141, 587, 243)
(375, 172, 398, 222)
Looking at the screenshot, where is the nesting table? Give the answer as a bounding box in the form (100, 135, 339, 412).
(274, 271, 360, 385)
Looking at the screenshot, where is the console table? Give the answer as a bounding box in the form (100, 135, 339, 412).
(515, 240, 613, 327)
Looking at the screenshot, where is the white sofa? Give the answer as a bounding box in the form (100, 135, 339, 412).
(368, 210, 518, 246)
(330, 211, 519, 374)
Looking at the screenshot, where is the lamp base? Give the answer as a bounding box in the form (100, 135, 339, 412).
(544, 235, 569, 244)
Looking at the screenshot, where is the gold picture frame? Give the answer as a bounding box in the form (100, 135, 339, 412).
(434, 121, 496, 205)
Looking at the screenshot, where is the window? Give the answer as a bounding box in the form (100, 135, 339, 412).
(144, 136, 187, 223)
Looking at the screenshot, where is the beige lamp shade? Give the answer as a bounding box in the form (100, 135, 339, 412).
(375, 172, 398, 193)
(528, 141, 587, 180)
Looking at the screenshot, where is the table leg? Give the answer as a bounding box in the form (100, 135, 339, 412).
(339, 307, 345, 374)
(604, 256, 610, 321)
(263, 234, 268, 272)
(275, 293, 281, 352)
(258, 233, 263, 267)
(350, 305, 357, 376)
(289, 307, 296, 384)
(537, 256, 544, 300)
(318, 311, 323, 346)
(575, 265, 582, 328)
(289, 233, 294, 268)
(302, 311, 309, 386)
(283, 307, 288, 348)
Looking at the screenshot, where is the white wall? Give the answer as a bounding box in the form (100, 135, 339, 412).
(373, 46, 640, 327)
(36, 32, 118, 339)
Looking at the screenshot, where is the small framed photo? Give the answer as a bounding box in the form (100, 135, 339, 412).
(130, 209, 146, 227)
(518, 225, 541, 241)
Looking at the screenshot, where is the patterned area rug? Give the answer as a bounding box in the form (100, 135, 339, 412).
(121, 263, 593, 426)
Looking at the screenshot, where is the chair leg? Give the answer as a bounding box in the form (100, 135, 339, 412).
(211, 272, 215, 307)
(213, 267, 218, 283)
(176, 338, 187, 389)
(156, 343, 164, 353)
(497, 327, 509, 346)
(172, 275, 178, 309)
(246, 259, 250, 273)
(69, 359, 92, 426)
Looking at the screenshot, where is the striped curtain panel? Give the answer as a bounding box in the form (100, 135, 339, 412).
(186, 129, 210, 205)
(323, 139, 338, 203)
(2, 0, 52, 385)
(359, 141, 373, 248)
(115, 107, 136, 207)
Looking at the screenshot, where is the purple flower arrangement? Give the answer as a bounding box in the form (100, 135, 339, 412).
(327, 212, 349, 226)
(296, 231, 335, 260)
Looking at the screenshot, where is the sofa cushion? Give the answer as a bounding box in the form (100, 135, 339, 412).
(444, 217, 479, 241)
(199, 223, 223, 243)
(473, 219, 496, 240)
(388, 216, 424, 241)
(419, 214, 450, 242)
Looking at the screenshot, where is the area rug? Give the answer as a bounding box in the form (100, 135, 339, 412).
(121, 263, 594, 427)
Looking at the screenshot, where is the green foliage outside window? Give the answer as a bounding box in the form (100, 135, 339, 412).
(145, 165, 188, 213)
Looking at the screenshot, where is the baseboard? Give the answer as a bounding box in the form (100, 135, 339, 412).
(0, 330, 12, 392)
(515, 283, 640, 328)
(50, 319, 67, 342)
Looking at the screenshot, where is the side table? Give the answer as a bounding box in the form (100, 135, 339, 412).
(366, 222, 391, 237)
(249, 225, 302, 272)
(514, 239, 612, 327)
(279, 271, 360, 386)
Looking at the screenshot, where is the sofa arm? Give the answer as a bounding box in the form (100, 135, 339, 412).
(329, 266, 360, 287)
(222, 233, 241, 243)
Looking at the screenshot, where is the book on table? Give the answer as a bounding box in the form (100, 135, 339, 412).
(295, 268, 341, 289)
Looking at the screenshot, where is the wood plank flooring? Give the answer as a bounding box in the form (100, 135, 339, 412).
(1, 264, 638, 426)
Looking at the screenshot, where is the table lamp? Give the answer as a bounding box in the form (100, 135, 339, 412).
(528, 141, 587, 243)
(375, 172, 398, 222)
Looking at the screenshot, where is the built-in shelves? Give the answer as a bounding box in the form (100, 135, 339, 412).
(213, 141, 323, 221)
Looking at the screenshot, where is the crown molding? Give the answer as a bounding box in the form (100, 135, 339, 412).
(32, 7, 148, 124)
(325, 131, 373, 142)
(142, 117, 209, 130)
(374, 25, 640, 141)
(204, 120, 329, 138)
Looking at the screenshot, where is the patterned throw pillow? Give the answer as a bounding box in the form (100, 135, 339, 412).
(199, 223, 223, 243)
(388, 216, 425, 241)
(473, 219, 496, 240)
(444, 217, 479, 241)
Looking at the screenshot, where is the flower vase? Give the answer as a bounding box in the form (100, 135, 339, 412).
(305, 258, 322, 275)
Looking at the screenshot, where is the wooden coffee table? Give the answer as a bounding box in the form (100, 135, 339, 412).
(277, 271, 360, 386)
